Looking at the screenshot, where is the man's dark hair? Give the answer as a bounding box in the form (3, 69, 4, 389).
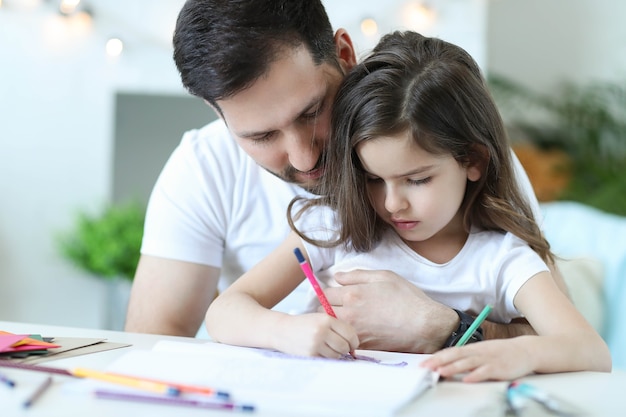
(173, 0, 337, 110)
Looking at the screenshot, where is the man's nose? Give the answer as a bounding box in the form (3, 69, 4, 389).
(285, 128, 321, 172)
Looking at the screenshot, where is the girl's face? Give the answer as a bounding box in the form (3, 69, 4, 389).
(356, 131, 481, 253)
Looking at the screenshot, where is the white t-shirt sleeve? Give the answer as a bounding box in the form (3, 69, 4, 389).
(495, 232, 550, 319)
(141, 122, 239, 267)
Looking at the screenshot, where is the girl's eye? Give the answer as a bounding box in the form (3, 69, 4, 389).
(408, 177, 432, 186)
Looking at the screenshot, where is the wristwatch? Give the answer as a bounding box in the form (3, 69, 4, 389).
(443, 309, 484, 348)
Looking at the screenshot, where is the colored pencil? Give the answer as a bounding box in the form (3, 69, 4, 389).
(0, 360, 228, 398)
(72, 368, 181, 396)
(0, 371, 16, 387)
(106, 372, 230, 399)
(23, 376, 53, 408)
(94, 389, 255, 412)
(455, 304, 492, 347)
(294, 247, 337, 317)
(294, 247, 356, 358)
(0, 360, 73, 377)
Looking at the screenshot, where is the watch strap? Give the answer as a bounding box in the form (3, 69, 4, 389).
(443, 309, 484, 348)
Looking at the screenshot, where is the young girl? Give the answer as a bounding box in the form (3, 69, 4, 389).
(206, 31, 611, 382)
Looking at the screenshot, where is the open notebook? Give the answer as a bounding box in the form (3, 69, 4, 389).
(78, 340, 438, 416)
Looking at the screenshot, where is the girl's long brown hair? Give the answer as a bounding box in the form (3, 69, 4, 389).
(289, 30, 553, 264)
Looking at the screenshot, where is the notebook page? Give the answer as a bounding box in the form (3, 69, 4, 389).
(102, 341, 437, 417)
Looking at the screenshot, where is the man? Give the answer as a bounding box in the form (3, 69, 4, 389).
(125, 0, 567, 353)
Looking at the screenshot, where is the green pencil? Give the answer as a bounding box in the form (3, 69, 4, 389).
(455, 304, 492, 347)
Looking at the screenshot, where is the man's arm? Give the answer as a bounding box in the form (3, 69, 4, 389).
(125, 255, 219, 336)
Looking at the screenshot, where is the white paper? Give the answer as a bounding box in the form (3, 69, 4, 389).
(98, 341, 437, 417)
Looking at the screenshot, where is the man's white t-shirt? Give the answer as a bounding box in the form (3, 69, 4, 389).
(141, 119, 542, 314)
(141, 120, 313, 313)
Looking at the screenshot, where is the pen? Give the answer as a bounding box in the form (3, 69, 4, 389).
(95, 389, 255, 412)
(23, 375, 53, 408)
(294, 247, 356, 359)
(72, 368, 181, 396)
(455, 304, 492, 347)
(1, 371, 16, 388)
(294, 247, 336, 317)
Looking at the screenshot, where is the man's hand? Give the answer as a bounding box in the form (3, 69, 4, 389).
(323, 269, 458, 353)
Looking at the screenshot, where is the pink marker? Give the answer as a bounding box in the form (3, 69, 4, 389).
(294, 248, 357, 359)
(294, 248, 336, 317)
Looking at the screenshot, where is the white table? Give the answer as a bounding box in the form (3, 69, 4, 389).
(1, 321, 624, 416)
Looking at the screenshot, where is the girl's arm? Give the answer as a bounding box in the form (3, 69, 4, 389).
(480, 257, 570, 339)
(205, 231, 358, 357)
(421, 271, 611, 382)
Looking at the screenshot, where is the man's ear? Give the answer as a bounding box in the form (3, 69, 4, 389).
(334, 28, 357, 73)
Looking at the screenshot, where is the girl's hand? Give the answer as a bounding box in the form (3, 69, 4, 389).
(421, 339, 535, 382)
(273, 313, 359, 358)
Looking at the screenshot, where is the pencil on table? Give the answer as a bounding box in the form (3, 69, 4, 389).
(72, 368, 181, 396)
(23, 376, 53, 408)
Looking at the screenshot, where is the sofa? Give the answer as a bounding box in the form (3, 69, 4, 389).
(540, 201, 626, 370)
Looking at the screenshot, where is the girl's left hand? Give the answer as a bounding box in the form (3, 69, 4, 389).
(420, 339, 535, 382)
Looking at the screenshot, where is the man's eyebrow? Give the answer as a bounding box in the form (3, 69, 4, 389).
(236, 95, 324, 139)
(298, 94, 324, 116)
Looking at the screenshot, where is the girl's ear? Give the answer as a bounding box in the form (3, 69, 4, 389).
(467, 164, 482, 182)
(467, 144, 488, 182)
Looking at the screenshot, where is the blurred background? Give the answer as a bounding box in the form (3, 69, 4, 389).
(1, 0, 625, 333)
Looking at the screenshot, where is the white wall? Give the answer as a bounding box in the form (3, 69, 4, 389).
(326, 0, 488, 67)
(0, 1, 186, 328)
(0, 0, 487, 329)
(487, 0, 626, 91)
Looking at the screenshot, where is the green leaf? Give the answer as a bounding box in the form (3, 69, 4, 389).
(57, 201, 145, 281)
(488, 74, 626, 216)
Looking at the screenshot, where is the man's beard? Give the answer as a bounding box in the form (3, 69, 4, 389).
(264, 162, 325, 196)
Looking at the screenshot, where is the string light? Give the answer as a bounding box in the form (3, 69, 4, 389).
(105, 37, 124, 57)
(360, 18, 378, 37)
(59, 0, 81, 15)
(401, 2, 436, 31)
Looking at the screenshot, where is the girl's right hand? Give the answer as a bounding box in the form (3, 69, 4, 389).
(272, 313, 359, 358)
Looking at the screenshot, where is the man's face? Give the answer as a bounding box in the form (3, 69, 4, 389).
(216, 45, 350, 193)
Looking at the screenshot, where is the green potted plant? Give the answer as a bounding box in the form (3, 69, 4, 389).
(58, 201, 145, 281)
(488, 74, 626, 216)
(58, 200, 145, 329)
